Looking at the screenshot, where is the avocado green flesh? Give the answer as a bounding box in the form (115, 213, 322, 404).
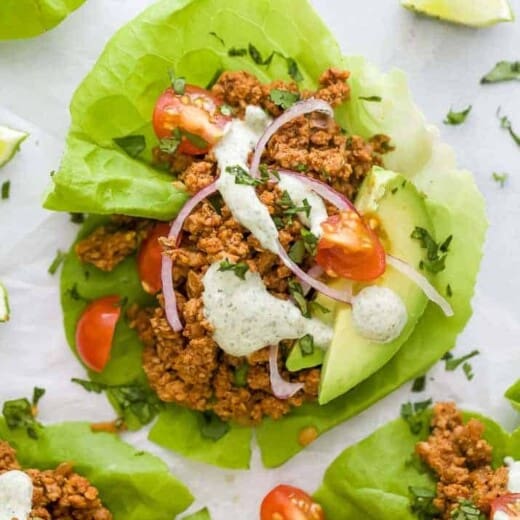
(318, 168, 433, 405)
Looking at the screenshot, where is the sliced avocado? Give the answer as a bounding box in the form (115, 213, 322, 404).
(0, 282, 9, 322)
(318, 167, 434, 405)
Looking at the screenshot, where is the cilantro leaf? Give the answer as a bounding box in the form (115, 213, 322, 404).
(48, 250, 66, 275)
(298, 334, 315, 356)
(497, 107, 520, 146)
(400, 399, 432, 435)
(409, 486, 439, 520)
(481, 61, 520, 83)
(228, 47, 247, 57)
(492, 172, 508, 188)
(200, 412, 230, 441)
(411, 375, 426, 392)
(1, 180, 10, 200)
(226, 164, 262, 186)
(269, 88, 300, 109)
(234, 363, 249, 387)
(442, 350, 479, 380)
(359, 95, 382, 102)
(218, 259, 250, 280)
(411, 227, 452, 273)
(444, 105, 472, 125)
(2, 395, 42, 439)
(113, 135, 146, 158)
(168, 69, 186, 95)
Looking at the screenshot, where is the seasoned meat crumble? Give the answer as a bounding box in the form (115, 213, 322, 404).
(416, 402, 508, 519)
(0, 440, 111, 520)
(76, 68, 390, 424)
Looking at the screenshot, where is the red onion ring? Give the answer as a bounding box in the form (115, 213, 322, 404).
(386, 255, 454, 317)
(250, 98, 334, 178)
(301, 265, 324, 296)
(269, 344, 304, 399)
(162, 182, 218, 332)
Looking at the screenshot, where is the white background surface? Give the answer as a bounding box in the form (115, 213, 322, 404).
(0, 1, 519, 518)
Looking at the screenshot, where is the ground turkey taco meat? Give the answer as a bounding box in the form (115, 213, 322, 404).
(0, 440, 111, 519)
(76, 68, 390, 425)
(416, 402, 508, 519)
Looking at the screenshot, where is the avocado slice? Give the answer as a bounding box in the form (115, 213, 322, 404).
(318, 167, 434, 405)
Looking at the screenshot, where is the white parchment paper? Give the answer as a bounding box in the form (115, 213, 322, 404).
(0, 1, 519, 517)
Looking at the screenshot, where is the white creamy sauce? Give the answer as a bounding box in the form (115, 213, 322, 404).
(351, 286, 408, 343)
(0, 470, 33, 520)
(202, 263, 333, 357)
(494, 511, 509, 520)
(215, 105, 279, 253)
(505, 457, 520, 492)
(277, 173, 328, 237)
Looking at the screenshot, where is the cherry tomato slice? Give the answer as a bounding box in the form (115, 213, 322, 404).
(315, 210, 386, 282)
(153, 85, 231, 155)
(491, 494, 520, 518)
(138, 222, 170, 294)
(260, 484, 325, 520)
(76, 296, 121, 373)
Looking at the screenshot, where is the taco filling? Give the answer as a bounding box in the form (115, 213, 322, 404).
(71, 68, 452, 425)
(0, 441, 110, 520)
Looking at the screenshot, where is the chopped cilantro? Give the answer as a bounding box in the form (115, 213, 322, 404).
(70, 212, 85, 224)
(208, 31, 225, 46)
(450, 500, 485, 520)
(400, 399, 432, 435)
(411, 227, 452, 273)
(442, 350, 479, 381)
(288, 239, 306, 264)
(492, 172, 508, 187)
(218, 259, 249, 280)
(248, 43, 274, 65)
(286, 57, 303, 82)
(409, 486, 438, 519)
(228, 47, 247, 57)
(183, 129, 209, 150)
(226, 164, 262, 186)
(309, 300, 330, 315)
(301, 228, 318, 255)
(411, 375, 426, 392)
(295, 163, 308, 172)
(200, 411, 230, 441)
(208, 193, 224, 215)
(446, 283, 453, 297)
(66, 283, 88, 302)
(220, 104, 233, 116)
(2, 394, 42, 439)
(1, 180, 10, 200)
(288, 279, 310, 318)
(206, 67, 224, 89)
(278, 190, 311, 219)
(481, 61, 520, 84)
(359, 95, 382, 102)
(497, 107, 520, 146)
(168, 69, 185, 95)
(48, 250, 66, 275)
(269, 89, 300, 109)
(234, 363, 249, 387)
(463, 362, 475, 381)
(444, 105, 472, 125)
(113, 135, 146, 158)
(32, 387, 46, 407)
(299, 334, 315, 356)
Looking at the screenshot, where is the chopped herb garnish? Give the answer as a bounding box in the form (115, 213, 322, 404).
(295, 163, 308, 172)
(48, 250, 66, 275)
(206, 67, 224, 89)
(228, 47, 247, 57)
(168, 69, 185, 95)
(411, 227, 452, 273)
(32, 387, 45, 407)
(463, 362, 475, 381)
(309, 300, 330, 315)
(71, 378, 161, 425)
(289, 240, 306, 264)
(209, 31, 225, 46)
(1, 180, 10, 200)
(159, 135, 181, 155)
(183, 130, 209, 150)
(70, 212, 85, 224)
(481, 61, 520, 84)
(446, 283, 453, 297)
(113, 135, 146, 158)
(286, 57, 303, 82)
(270, 89, 300, 109)
(359, 95, 382, 102)
(444, 105, 472, 125)
(442, 350, 479, 381)
(492, 172, 508, 187)
(200, 411, 230, 440)
(497, 107, 520, 146)
(412, 375, 426, 392)
(450, 500, 485, 520)
(288, 279, 310, 318)
(220, 104, 233, 116)
(391, 187, 399, 195)
(66, 283, 88, 302)
(301, 228, 318, 255)
(208, 193, 224, 215)
(218, 259, 250, 280)
(409, 486, 438, 519)
(234, 363, 249, 387)
(299, 334, 315, 356)
(2, 394, 42, 439)
(278, 190, 311, 219)
(226, 164, 262, 186)
(400, 399, 432, 435)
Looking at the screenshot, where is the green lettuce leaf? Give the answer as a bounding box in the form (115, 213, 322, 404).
(0, 0, 85, 40)
(55, 0, 486, 468)
(0, 417, 193, 519)
(314, 410, 517, 519)
(506, 379, 520, 412)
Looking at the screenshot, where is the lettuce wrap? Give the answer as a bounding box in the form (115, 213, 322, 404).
(506, 379, 520, 413)
(314, 408, 520, 519)
(0, 415, 193, 519)
(50, 0, 487, 468)
(0, 0, 85, 40)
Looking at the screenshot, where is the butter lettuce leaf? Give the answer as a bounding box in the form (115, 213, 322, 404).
(0, 418, 193, 520)
(55, 0, 486, 468)
(506, 379, 520, 412)
(314, 411, 516, 519)
(0, 0, 85, 40)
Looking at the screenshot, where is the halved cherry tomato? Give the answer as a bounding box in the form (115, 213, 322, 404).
(138, 222, 170, 294)
(153, 85, 231, 155)
(260, 484, 325, 520)
(491, 494, 520, 518)
(316, 209, 386, 282)
(76, 296, 121, 373)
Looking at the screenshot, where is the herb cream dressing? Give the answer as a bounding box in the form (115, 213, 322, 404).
(0, 470, 33, 520)
(202, 263, 333, 357)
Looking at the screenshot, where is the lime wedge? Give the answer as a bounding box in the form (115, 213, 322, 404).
(0, 126, 28, 168)
(0, 283, 9, 322)
(401, 0, 514, 27)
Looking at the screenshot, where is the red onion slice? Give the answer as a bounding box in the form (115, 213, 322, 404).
(162, 182, 218, 332)
(269, 344, 304, 399)
(386, 255, 454, 317)
(250, 99, 334, 178)
(301, 265, 324, 296)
